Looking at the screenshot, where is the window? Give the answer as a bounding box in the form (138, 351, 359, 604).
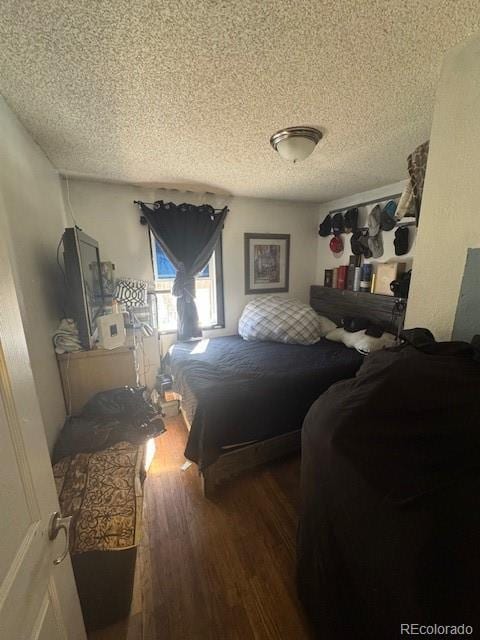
(150, 233, 225, 332)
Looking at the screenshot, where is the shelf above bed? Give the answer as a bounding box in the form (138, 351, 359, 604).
(310, 285, 406, 331)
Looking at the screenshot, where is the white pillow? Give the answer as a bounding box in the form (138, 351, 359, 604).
(318, 314, 337, 336)
(325, 327, 396, 354)
(238, 296, 336, 345)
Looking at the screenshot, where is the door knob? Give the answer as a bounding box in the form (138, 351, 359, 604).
(48, 511, 72, 566)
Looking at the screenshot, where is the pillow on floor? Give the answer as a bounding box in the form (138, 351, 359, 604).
(325, 327, 396, 354)
(239, 296, 336, 345)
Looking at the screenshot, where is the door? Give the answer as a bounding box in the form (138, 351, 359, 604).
(0, 220, 86, 639)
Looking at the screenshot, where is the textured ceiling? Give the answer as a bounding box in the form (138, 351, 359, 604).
(1, 1, 480, 202)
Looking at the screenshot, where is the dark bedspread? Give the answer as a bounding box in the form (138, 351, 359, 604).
(164, 335, 363, 470)
(298, 339, 480, 639)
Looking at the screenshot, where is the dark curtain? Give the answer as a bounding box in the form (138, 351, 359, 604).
(139, 201, 228, 341)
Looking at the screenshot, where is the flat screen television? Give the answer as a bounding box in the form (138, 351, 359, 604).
(63, 227, 104, 349)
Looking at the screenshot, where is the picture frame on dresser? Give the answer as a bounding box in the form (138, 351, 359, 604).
(244, 233, 290, 294)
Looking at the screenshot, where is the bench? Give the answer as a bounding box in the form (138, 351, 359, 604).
(53, 440, 147, 630)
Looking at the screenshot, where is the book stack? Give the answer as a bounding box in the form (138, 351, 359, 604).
(324, 258, 408, 297)
(324, 265, 350, 289)
(325, 259, 365, 290)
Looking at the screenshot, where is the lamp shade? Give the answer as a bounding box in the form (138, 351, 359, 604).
(276, 136, 317, 162)
(270, 126, 322, 163)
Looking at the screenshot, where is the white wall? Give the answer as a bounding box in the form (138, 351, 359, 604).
(62, 179, 157, 281)
(0, 97, 67, 452)
(213, 195, 319, 336)
(315, 180, 416, 282)
(62, 178, 319, 342)
(405, 33, 480, 340)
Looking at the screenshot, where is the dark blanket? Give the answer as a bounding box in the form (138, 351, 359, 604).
(164, 335, 363, 470)
(297, 340, 480, 639)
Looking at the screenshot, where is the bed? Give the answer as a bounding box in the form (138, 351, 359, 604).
(165, 286, 401, 495)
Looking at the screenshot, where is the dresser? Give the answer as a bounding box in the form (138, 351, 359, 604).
(57, 333, 160, 415)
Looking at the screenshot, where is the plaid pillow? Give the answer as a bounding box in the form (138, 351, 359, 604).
(239, 296, 329, 345)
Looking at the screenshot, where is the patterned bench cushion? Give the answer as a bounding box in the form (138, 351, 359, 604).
(53, 441, 145, 554)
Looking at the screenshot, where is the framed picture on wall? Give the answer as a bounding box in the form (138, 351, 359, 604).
(244, 233, 290, 294)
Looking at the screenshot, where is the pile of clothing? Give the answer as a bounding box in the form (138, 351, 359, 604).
(53, 385, 165, 463)
(53, 318, 82, 354)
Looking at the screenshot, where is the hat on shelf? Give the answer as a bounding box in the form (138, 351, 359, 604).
(380, 200, 397, 231)
(330, 235, 344, 254)
(368, 204, 381, 236)
(344, 208, 359, 233)
(367, 205, 384, 258)
(350, 230, 363, 255)
(368, 234, 384, 259)
(332, 212, 345, 235)
(394, 226, 410, 255)
(319, 214, 332, 237)
(350, 230, 372, 258)
(359, 231, 372, 258)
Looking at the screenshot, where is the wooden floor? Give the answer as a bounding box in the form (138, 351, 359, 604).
(88, 415, 312, 640)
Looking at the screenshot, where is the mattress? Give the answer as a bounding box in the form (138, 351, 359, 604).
(164, 335, 363, 470)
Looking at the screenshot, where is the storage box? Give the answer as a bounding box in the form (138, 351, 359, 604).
(374, 262, 405, 296)
(160, 391, 180, 417)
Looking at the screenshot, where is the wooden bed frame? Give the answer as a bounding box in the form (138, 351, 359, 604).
(186, 286, 405, 497)
(201, 430, 301, 497)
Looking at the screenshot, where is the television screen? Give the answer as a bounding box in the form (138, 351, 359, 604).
(78, 236, 103, 333)
(63, 227, 104, 349)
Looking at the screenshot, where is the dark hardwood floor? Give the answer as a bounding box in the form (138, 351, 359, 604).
(89, 415, 312, 640)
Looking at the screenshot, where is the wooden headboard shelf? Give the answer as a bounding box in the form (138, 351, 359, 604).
(310, 285, 404, 331)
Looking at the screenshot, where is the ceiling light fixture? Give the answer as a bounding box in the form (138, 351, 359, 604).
(270, 126, 323, 163)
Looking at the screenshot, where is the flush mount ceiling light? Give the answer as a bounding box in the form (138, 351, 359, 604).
(270, 126, 323, 163)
